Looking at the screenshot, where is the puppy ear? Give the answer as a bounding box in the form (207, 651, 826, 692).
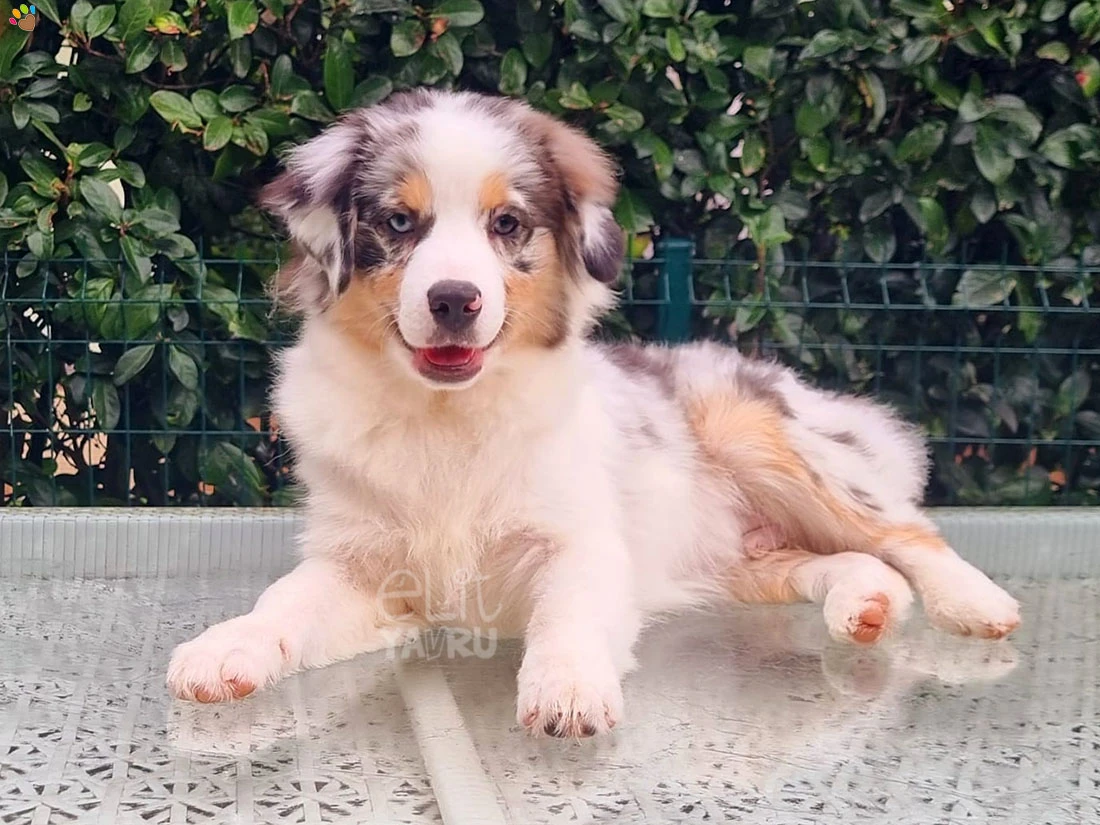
(521, 109, 625, 283)
(259, 121, 362, 305)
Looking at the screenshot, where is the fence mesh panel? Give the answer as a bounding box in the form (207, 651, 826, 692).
(3, 247, 1098, 507)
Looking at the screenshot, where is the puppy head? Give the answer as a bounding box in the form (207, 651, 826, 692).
(261, 90, 624, 390)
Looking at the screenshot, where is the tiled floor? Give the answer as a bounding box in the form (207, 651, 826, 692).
(2, 573, 1097, 824)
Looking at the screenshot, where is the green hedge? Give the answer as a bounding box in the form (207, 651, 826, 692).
(3, 0, 1099, 260)
(1, 0, 1099, 506)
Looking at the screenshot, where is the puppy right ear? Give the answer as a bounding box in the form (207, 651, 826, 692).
(519, 107, 625, 283)
(260, 121, 362, 308)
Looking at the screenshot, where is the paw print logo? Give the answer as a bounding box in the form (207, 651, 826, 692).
(8, 4, 37, 31)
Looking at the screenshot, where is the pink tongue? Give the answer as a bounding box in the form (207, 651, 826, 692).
(424, 346, 475, 366)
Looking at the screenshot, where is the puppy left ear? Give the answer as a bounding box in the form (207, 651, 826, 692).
(259, 120, 361, 301)
(520, 108, 626, 283)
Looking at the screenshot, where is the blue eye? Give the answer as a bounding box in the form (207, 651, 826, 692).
(492, 213, 519, 236)
(388, 213, 414, 233)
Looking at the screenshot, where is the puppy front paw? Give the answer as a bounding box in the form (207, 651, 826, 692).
(516, 650, 623, 739)
(167, 616, 290, 703)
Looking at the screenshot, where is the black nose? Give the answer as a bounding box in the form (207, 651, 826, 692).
(427, 280, 482, 333)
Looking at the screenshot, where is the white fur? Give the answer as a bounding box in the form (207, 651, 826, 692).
(168, 93, 1020, 737)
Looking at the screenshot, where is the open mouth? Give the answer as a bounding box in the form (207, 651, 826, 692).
(412, 345, 486, 383)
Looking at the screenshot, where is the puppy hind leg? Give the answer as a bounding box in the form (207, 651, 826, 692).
(729, 549, 914, 645)
(690, 394, 1020, 639)
(870, 520, 1021, 640)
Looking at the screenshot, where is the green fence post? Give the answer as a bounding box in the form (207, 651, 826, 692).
(657, 237, 693, 342)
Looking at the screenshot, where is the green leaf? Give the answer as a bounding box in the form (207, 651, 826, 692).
(160, 40, 187, 72)
(80, 178, 123, 223)
(168, 345, 199, 390)
(740, 130, 765, 175)
(290, 91, 334, 122)
(391, 20, 426, 57)
(117, 0, 153, 43)
(199, 442, 267, 505)
(862, 217, 896, 263)
(1076, 410, 1100, 439)
(133, 207, 180, 235)
(73, 92, 92, 112)
(116, 161, 145, 187)
(120, 233, 151, 280)
(598, 0, 633, 23)
(642, 0, 681, 18)
(25, 101, 60, 124)
(324, 38, 355, 111)
(742, 45, 774, 80)
(71, 0, 93, 34)
(859, 71, 887, 132)
(666, 27, 686, 61)
(33, 0, 60, 23)
(952, 268, 1017, 306)
(1040, 0, 1067, 21)
(860, 190, 894, 223)
(0, 32, 29, 80)
(233, 119, 269, 155)
(1070, 0, 1100, 32)
(270, 55, 298, 97)
(227, 0, 259, 40)
(499, 48, 527, 96)
(77, 143, 114, 168)
(203, 116, 233, 151)
(560, 81, 594, 109)
(22, 156, 59, 189)
(86, 4, 117, 38)
(917, 197, 949, 253)
(800, 29, 845, 59)
(113, 344, 156, 386)
(1055, 369, 1091, 416)
(973, 125, 1015, 184)
(895, 120, 946, 162)
(433, 31, 463, 75)
(604, 102, 644, 133)
(229, 39, 251, 78)
(744, 206, 792, 248)
(149, 90, 202, 130)
(899, 36, 939, 67)
(432, 0, 485, 28)
(795, 100, 837, 137)
(1037, 41, 1071, 63)
(218, 85, 258, 113)
(970, 189, 997, 223)
(522, 32, 553, 68)
(350, 75, 393, 108)
(1074, 55, 1100, 98)
(613, 188, 653, 233)
(191, 89, 222, 120)
(92, 380, 121, 430)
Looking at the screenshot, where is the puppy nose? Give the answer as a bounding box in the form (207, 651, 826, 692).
(427, 280, 482, 333)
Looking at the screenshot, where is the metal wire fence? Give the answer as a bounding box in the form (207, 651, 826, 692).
(3, 244, 1098, 507)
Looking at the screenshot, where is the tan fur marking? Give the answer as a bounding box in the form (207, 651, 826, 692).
(727, 550, 808, 604)
(478, 171, 511, 213)
(397, 171, 432, 215)
(687, 394, 947, 558)
(503, 232, 568, 349)
(329, 269, 402, 353)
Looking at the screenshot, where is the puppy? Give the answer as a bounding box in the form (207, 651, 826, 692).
(167, 90, 1020, 737)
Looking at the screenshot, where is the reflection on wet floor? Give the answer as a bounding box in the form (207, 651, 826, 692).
(2, 576, 1096, 823)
